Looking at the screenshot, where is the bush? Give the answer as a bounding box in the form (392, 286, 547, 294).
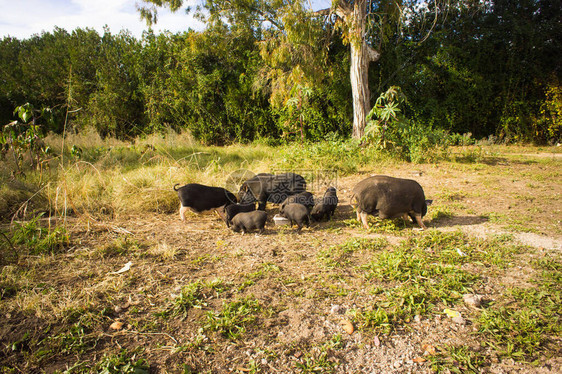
(364, 86, 450, 162)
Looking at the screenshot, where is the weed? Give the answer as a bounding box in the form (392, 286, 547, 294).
(192, 254, 222, 266)
(43, 321, 97, 357)
(428, 345, 486, 373)
(293, 336, 344, 373)
(476, 256, 562, 363)
(239, 262, 281, 291)
(164, 281, 208, 319)
(400, 230, 522, 269)
(356, 232, 480, 332)
(204, 296, 261, 340)
(94, 348, 149, 374)
(10, 214, 69, 254)
(294, 348, 335, 373)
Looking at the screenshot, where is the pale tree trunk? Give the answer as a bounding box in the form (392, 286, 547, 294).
(335, 0, 381, 139)
(350, 41, 372, 139)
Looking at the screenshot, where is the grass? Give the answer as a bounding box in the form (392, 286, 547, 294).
(353, 234, 480, 333)
(429, 345, 486, 373)
(204, 296, 261, 340)
(0, 134, 561, 373)
(476, 258, 561, 363)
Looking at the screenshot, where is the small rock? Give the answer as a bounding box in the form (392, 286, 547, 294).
(414, 315, 421, 323)
(452, 316, 466, 325)
(422, 344, 437, 356)
(463, 294, 483, 308)
(393, 361, 402, 368)
(374, 335, 381, 347)
(109, 321, 124, 330)
(340, 319, 354, 334)
(330, 304, 345, 314)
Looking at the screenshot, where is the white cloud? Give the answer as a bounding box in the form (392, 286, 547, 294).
(0, 0, 204, 39)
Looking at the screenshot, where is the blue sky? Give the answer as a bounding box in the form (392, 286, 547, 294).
(0, 0, 332, 40)
(0, 0, 203, 39)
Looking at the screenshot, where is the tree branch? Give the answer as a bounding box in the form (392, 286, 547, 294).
(365, 42, 381, 62)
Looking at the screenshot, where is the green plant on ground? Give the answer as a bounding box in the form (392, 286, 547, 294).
(428, 345, 486, 373)
(363, 86, 450, 162)
(163, 278, 233, 320)
(94, 348, 149, 374)
(10, 214, 69, 254)
(355, 232, 481, 333)
(168, 281, 207, 319)
(204, 296, 261, 340)
(477, 258, 561, 363)
(1, 103, 53, 173)
(293, 336, 344, 373)
(317, 238, 387, 269)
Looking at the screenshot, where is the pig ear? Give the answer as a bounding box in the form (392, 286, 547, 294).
(425, 199, 433, 206)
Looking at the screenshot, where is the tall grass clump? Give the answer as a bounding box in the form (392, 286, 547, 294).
(9, 213, 69, 255)
(273, 136, 385, 175)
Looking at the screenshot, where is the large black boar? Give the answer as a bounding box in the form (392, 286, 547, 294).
(238, 172, 306, 210)
(279, 203, 310, 231)
(310, 187, 338, 221)
(174, 183, 236, 221)
(230, 210, 268, 234)
(351, 175, 431, 230)
(219, 203, 256, 227)
(280, 191, 315, 212)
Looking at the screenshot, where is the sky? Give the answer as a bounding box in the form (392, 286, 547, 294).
(0, 0, 332, 40)
(0, 0, 204, 39)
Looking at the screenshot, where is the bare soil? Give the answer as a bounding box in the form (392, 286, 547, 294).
(1, 152, 561, 373)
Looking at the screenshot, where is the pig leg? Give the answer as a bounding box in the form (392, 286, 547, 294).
(356, 207, 362, 222)
(359, 211, 370, 229)
(179, 205, 189, 221)
(414, 214, 427, 230)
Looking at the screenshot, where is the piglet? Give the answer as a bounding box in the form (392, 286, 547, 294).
(230, 210, 267, 234)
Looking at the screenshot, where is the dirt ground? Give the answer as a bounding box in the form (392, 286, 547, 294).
(1, 150, 561, 373)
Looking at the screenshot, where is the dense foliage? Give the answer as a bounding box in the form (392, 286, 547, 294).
(0, 0, 560, 144)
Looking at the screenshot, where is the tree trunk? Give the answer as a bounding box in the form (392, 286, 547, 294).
(335, 0, 381, 139)
(350, 41, 371, 139)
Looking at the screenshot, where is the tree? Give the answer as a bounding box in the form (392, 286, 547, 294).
(138, 0, 445, 139)
(330, 0, 382, 138)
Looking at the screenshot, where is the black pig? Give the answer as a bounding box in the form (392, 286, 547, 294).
(311, 187, 338, 221)
(230, 210, 268, 234)
(351, 175, 431, 230)
(280, 191, 315, 212)
(238, 173, 306, 210)
(219, 203, 256, 227)
(174, 183, 236, 221)
(279, 203, 310, 231)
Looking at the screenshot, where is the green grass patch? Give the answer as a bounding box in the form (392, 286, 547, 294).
(204, 296, 261, 340)
(162, 278, 232, 319)
(317, 238, 388, 269)
(477, 257, 562, 363)
(351, 231, 519, 333)
(9, 214, 69, 255)
(428, 345, 486, 373)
